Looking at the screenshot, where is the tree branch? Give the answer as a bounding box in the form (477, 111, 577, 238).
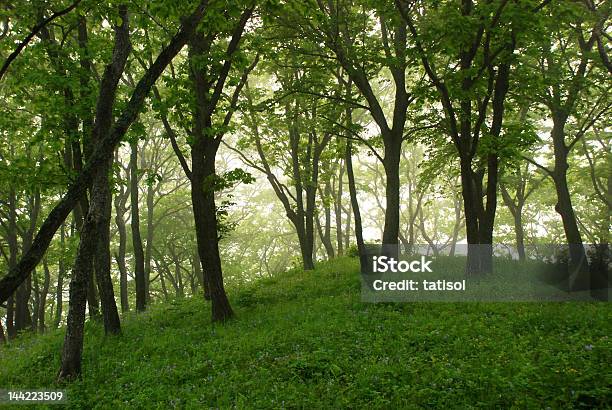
(0, 0, 82, 81)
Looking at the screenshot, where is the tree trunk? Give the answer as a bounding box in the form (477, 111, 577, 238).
(93, 157, 121, 334)
(39, 259, 51, 333)
(0, 318, 5, 344)
(191, 141, 234, 322)
(382, 137, 401, 253)
(319, 181, 335, 258)
(551, 117, 589, 288)
(6, 296, 15, 339)
(88, 4, 130, 333)
(32, 269, 40, 332)
(513, 210, 526, 261)
(8, 187, 33, 333)
(145, 183, 154, 303)
(344, 200, 351, 251)
(58, 203, 103, 380)
(54, 223, 66, 328)
(316, 215, 335, 259)
(346, 139, 368, 273)
(6, 188, 19, 337)
(130, 143, 147, 312)
(193, 250, 209, 300)
(334, 161, 344, 256)
(114, 204, 129, 313)
(460, 157, 483, 273)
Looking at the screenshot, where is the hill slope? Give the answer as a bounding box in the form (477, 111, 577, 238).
(1, 257, 610, 408)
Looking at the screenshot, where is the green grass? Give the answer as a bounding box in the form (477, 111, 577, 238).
(1, 257, 610, 409)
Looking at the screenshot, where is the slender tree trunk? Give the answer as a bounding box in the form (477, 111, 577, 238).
(9, 187, 33, 333)
(344, 200, 351, 251)
(54, 223, 66, 328)
(316, 214, 335, 259)
(130, 143, 147, 311)
(449, 194, 462, 257)
(320, 181, 335, 258)
(114, 203, 129, 313)
(145, 183, 154, 303)
(334, 161, 344, 256)
(39, 259, 51, 333)
(7, 188, 19, 337)
(32, 269, 40, 332)
(346, 139, 368, 273)
(514, 211, 526, 261)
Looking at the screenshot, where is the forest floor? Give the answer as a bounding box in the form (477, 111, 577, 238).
(1, 257, 610, 408)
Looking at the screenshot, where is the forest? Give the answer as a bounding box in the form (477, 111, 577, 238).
(0, 0, 610, 407)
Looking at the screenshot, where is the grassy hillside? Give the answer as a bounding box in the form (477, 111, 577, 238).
(1, 257, 610, 409)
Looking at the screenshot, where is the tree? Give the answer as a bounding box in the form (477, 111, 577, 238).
(284, 0, 428, 251)
(0, 0, 209, 309)
(520, 1, 610, 283)
(396, 0, 547, 272)
(130, 140, 147, 312)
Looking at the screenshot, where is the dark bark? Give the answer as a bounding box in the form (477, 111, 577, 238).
(32, 269, 40, 331)
(113, 152, 130, 313)
(318, 180, 335, 259)
(58, 203, 103, 380)
(316, 213, 335, 259)
(145, 183, 154, 303)
(89, 4, 131, 335)
(0, 0, 211, 305)
(54, 223, 66, 328)
(334, 161, 344, 256)
(190, 141, 234, 321)
(193, 250, 208, 299)
(501, 183, 527, 261)
(114, 211, 129, 313)
(93, 156, 121, 333)
(382, 138, 402, 249)
(16, 188, 40, 332)
(38, 259, 51, 333)
(130, 143, 146, 312)
(551, 117, 589, 284)
(6, 296, 14, 339)
(345, 139, 368, 273)
(59, 5, 132, 378)
(186, 5, 254, 321)
(344, 200, 351, 251)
